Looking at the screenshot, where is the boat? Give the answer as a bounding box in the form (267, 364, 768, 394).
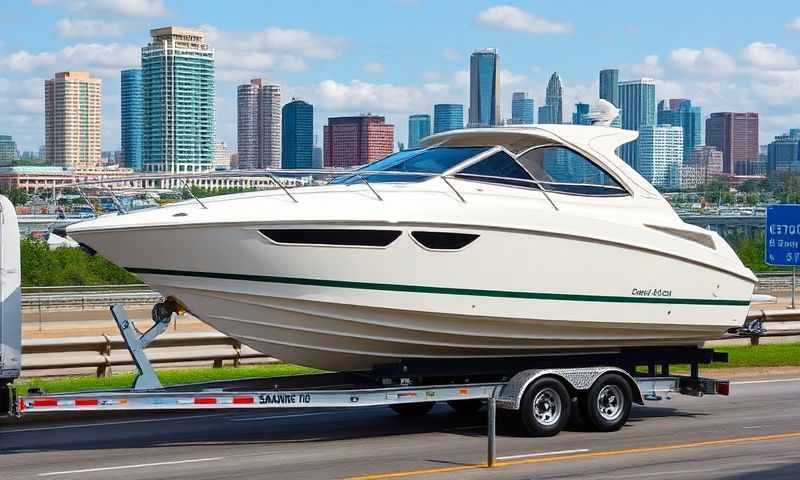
(66, 124, 757, 372)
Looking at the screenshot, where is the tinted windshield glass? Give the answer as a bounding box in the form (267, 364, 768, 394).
(331, 146, 490, 184)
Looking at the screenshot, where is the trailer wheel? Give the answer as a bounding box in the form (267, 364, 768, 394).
(583, 373, 632, 432)
(0, 382, 10, 416)
(519, 377, 571, 436)
(447, 399, 484, 415)
(390, 401, 435, 416)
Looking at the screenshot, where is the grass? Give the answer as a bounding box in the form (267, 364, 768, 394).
(13, 343, 800, 395)
(15, 363, 320, 395)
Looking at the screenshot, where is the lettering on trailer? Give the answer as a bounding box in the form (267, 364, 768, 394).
(257, 393, 312, 405)
(631, 288, 673, 297)
(766, 205, 800, 266)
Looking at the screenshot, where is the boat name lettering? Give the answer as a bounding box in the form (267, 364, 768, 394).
(257, 393, 311, 405)
(631, 288, 672, 297)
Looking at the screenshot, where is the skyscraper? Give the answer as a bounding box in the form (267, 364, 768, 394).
(0, 135, 17, 166)
(408, 114, 431, 149)
(599, 69, 619, 107)
(657, 99, 701, 164)
(433, 104, 463, 133)
(282, 98, 313, 169)
(468, 49, 500, 127)
(237, 79, 281, 169)
(142, 27, 215, 173)
(538, 105, 556, 124)
(44, 71, 102, 168)
(688, 145, 724, 184)
(767, 129, 800, 175)
(637, 125, 683, 189)
(705, 112, 759, 175)
(618, 78, 656, 170)
(511, 92, 534, 124)
(120, 69, 143, 171)
(324, 115, 394, 168)
(572, 103, 591, 125)
(545, 72, 564, 124)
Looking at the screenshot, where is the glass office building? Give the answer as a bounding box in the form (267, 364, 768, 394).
(433, 104, 463, 133)
(408, 114, 431, 149)
(657, 99, 701, 164)
(511, 92, 534, 124)
(618, 78, 656, 170)
(468, 49, 500, 127)
(282, 99, 313, 169)
(120, 69, 143, 171)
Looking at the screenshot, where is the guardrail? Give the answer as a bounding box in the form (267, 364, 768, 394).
(22, 332, 275, 377)
(22, 292, 163, 312)
(744, 309, 800, 345)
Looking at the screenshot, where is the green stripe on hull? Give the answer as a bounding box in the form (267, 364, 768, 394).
(125, 267, 751, 306)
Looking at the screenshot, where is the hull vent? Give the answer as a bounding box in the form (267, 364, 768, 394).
(260, 229, 402, 247)
(411, 231, 479, 250)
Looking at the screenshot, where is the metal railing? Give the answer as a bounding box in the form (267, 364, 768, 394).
(22, 332, 275, 377)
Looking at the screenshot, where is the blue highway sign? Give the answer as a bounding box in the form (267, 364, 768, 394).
(765, 204, 800, 266)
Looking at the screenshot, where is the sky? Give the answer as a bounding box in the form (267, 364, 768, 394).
(2, 0, 800, 153)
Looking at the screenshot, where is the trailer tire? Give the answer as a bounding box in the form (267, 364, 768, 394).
(447, 399, 483, 415)
(390, 401, 435, 416)
(583, 373, 632, 432)
(518, 377, 571, 436)
(1, 382, 10, 417)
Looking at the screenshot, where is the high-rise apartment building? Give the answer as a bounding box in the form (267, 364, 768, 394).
(433, 104, 463, 133)
(44, 71, 102, 168)
(637, 124, 683, 189)
(468, 49, 500, 127)
(545, 72, 564, 124)
(237, 79, 281, 169)
(618, 78, 656, 170)
(282, 99, 313, 169)
(142, 26, 215, 173)
(408, 114, 431, 149)
(705, 112, 759, 175)
(323, 115, 394, 168)
(0, 135, 17, 166)
(599, 69, 619, 107)
(572, 103, 591, 125)
(767, 129, 800, 175)
(511, 92, 534, 124)
(213, 140, 231, 170)
(657, 99, 701, 164)
(120, 69, 143, 171)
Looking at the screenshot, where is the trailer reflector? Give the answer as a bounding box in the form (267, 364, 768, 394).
(716, 381, 730, 396)
(233, 396, 254, 405)
(32, 398, 58, 407)
(75, 399, 98, 407)
(194, 397, 217, 405)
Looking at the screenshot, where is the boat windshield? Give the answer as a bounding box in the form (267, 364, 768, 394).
(330, 147, 490, 184)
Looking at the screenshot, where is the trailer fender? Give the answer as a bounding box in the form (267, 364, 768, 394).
(496, 367, 644, 410)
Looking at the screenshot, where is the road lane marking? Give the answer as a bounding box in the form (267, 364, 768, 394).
(229, 412, 338, 422)
(497, 449, 590, 461)
(0, 413, 233, 434)
(345, 431, 800, 480)
(743, 425, 763, 429)
(38, 457, 224, 476)
(733, 377, 800, 385)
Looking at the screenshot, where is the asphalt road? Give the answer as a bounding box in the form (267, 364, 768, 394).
(2, 377, 800, 479)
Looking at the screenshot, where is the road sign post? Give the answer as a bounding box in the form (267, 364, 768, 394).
(765, 205, 800, 309)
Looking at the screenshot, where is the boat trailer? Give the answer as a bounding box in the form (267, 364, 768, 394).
(9, 304, 731, 466)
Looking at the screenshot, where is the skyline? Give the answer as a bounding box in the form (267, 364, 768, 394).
(2, 1, 800, 152)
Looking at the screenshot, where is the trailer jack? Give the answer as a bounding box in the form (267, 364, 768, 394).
(111, 302, 175, 391)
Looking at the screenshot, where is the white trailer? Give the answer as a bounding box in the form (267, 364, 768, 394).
(0, 195, 21, 416)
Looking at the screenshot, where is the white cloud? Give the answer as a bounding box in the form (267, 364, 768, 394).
(1, 43, 139, 74)
(741, 42, 798, 70)
(442, 48, 460, 62)
(316, 80, 433, 113)
(668, 47, 736, 76)
(499, 69, 526, 86)
(33, 0, 167, 17)
(233, 27, 344, 60)
(786, 18, 800, 31)
(56, 18, 126, 38)
(362, 62, 384, 73)
(475, 5, 571, 35)
(627, 54, 663, 78)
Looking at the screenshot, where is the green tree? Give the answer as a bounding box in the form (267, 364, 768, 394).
(20, 238, 140, 287)
(0, 187, 29, 206)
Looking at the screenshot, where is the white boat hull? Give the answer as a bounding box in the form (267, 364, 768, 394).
(72, 218, 754, 371)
